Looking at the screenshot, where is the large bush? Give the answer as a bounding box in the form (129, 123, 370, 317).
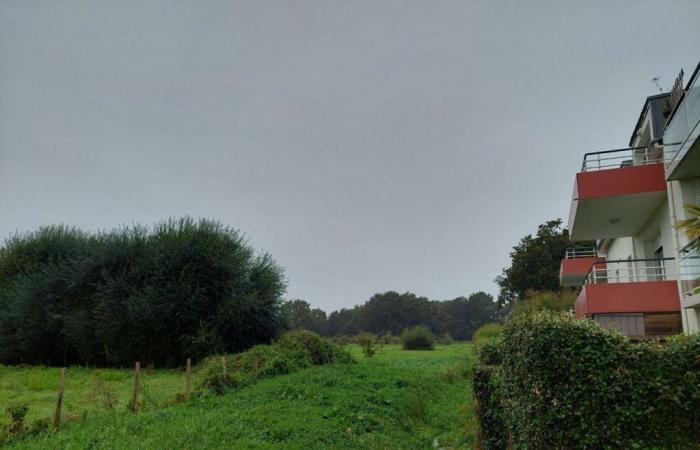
(474, 312, 700, 449)
(401, 325, 435, 350)
(0, 218, 286, 367)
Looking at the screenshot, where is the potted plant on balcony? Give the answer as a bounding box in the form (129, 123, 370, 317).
(675, 203, 700, 296)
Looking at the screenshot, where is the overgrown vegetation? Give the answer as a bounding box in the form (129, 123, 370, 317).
(0, 218, 286, 367)
(472, 323, 503, 343)
(512, 289, 576, 316)
(401, 326, 435, 350)
(7, 344, 477, 449)
(356, 332, 376, 358)
(474, 312, 700, 449)
(197, 330, 353, 395)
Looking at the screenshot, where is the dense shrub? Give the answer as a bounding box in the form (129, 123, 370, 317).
(476, 339, 503, 366)
(472, 323, 503, 343)
(276, 329, 352, 365)
(401, 326, 435, 350)
(473, 365, 505, 450)
(0, 218, 286, 367)
(512, 289, 576, 316)
(474, 312, 700, 449)
(356, 332, 376, 357)
(196, 330, 353, 394)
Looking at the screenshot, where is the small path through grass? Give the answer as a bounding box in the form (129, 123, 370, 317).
(10, 343, 476, 449)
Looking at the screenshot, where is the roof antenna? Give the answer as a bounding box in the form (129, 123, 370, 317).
(651, 76, 664, 93)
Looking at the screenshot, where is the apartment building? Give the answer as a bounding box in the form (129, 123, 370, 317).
(560, 62, 700, 337)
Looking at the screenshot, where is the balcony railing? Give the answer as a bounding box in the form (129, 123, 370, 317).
(664, 64, 700, 168)
(586, 257, 676, 284)
(581, 146, 663, 172)
(565, 247, 598, 259)
(679, 242, 700, 297)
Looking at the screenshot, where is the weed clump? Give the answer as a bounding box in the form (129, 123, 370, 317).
(6, 403, 28, 435)
(401, 326, 435, 350)
(196, 330, 353, 395)
(356, 332, 376, 358)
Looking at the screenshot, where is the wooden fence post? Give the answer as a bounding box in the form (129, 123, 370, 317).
(53, 367, 66, 430)
(185, 358, 192, 400)
(130, 362, 141, 412)
(221, 356, 227, 378)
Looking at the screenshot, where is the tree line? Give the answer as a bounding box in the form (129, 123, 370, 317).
(280, 291, 499, 340)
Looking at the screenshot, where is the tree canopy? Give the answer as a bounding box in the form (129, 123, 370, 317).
(283, 291, 499, 340)
(495, 219, 583, 305)
(0, 218, 286, 367)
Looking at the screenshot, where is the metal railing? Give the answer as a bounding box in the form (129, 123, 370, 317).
(679, 243, 700, 297)
(565, 247, 598, 259)
(586, 257, 674, 284)
(581, 145, 664, 172)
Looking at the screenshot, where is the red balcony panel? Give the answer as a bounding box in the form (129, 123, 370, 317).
(560, 257, 605, 287)
(575, 164, 666, 199)
(574, 281, 681, 318)
(568, 164, 667, 241)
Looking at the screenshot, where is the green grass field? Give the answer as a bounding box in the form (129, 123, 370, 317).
(3, 343, 476, 449)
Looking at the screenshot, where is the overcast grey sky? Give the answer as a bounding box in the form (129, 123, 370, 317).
(0, 1, 698, 311)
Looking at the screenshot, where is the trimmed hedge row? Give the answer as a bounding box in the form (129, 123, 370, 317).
(474, 312, 700, 449)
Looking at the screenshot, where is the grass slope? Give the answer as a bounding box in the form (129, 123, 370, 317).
(9, 344, 475, 449)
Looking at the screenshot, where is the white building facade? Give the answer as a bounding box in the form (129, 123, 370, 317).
(560, 62, 700, 337)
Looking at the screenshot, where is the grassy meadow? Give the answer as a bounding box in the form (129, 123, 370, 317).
(3, 343, 476, 449)
(0, 365, 185, 428)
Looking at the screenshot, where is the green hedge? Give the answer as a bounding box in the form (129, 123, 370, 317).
(474, 312, 700, 449)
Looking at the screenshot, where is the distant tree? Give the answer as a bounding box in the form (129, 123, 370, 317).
(360, 291, 432, 335)
(280, 299, 327, 334)
(495, 219, 583, 306)
(434, 292, 498, 340)
(320, 290, 499, 339)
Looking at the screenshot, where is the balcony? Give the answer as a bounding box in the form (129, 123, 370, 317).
(568, 147, 667, 241)
(559, 247, 605, 287)
(679, 242, 700, 308)
(664, 63, 700, 180)
(574, 258, 681, 318)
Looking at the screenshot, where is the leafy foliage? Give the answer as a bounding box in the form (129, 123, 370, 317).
(512, 289, 576, 316)
(675, 203, 700, 245)
(495, 219, 586, 305)
(196, 330, 353, 395)
(472, 323, 503, 344)
(401, 326, 435, 350)
(474, 312, 700, 449)
(321, 291, 498, 340)
(0, 218, 286, 367)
